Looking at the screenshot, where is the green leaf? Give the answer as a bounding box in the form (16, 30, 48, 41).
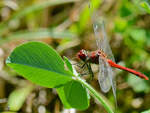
(6, 42, 73, 88)
(57, 57, 90, 110)
(58, 57, 89, 110)
(7, 84, 34, 111)
(56, 86, 72, 109)
(63, 56, 73, 73)
(141, 109, 150, 113)
(76, 77, 114, 113)
(56, 80, 89, 110)
(140, 1, 150, 14)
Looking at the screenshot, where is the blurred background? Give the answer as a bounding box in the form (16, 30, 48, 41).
(0, 0, 150, 113)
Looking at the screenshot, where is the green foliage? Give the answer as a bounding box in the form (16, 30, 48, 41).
(1, 0, 150, 112)
(7, 84, 34, 111)
(0, 0, 77, 35)
(6, 42, 73, 88)
(142, 109, 150, 113)
(63, 56, 73, 73)
(114, 18, 128, 32)
(140, 1, 150, 14)
(57, 80, 89, 110)
(2, 111, 17, 113)
(79, 0, 101, 33)
(57, 57, 89, 110)
(0, 29, 76, 45)
(6, 42, 113, 112)
(69, 0, 101, 35)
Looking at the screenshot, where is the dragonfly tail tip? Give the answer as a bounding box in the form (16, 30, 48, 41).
(145, 77, 149, 80)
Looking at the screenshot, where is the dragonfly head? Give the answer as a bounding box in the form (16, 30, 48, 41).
(77, 49, 88, 62)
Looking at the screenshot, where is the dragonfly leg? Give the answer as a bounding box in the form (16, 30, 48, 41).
(72, 62, 89, 77)
(80, 71, 90, 76)
(72, 62, 86, 68)
(79, 63, 89, 76)
(86, 63, 94, 81)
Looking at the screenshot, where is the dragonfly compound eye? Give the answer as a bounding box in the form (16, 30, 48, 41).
(77, 49, 88, 61)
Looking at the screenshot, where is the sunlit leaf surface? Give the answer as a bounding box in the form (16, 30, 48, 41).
(6, 42, 73, 88)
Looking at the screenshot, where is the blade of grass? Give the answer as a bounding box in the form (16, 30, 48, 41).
(0, 0, 79, 35)
(140, 1, 150, 14)
(0, 28, 76, 45)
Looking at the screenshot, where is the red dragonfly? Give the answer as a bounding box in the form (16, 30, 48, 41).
(77, 12, 149, 103)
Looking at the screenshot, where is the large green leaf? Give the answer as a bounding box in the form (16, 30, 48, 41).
(57, 80, 89, 110)
(6, 42, 73, 88)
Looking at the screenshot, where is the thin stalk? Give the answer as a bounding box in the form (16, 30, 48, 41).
(76, 77, 114, 113)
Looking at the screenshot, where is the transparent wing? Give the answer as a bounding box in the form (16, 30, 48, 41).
(98, 57, 117, 103)
(98, 57, 111, 92)
(100, 22, 115, 62)
(89, 3, 117, 103)
(93, 15, 116, 98)
(91, 12, 115, 62)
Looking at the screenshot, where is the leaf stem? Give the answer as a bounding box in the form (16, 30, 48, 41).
(76, 77, 114, 113)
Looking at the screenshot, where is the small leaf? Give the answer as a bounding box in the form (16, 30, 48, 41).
(140, 1, 150, 14)
(56, 86, 72, 109)
(141, 109, 150, 113)
(6, 42, 73, 88)
(63, 56, 73, 73)
(56, 80, 89, 110)
(7, 84, 34, 111)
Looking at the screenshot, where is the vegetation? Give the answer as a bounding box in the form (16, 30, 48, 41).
(0, 0, 150, 113)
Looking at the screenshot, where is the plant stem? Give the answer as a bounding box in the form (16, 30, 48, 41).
(76, 77, 114, 113)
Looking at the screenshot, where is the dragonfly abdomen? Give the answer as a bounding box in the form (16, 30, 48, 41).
(107, 59, 149, 80)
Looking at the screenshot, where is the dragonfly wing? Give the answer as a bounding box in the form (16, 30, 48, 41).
(90, 4, 117, 103)
(98, 57, 111, 92)
(109, 67, 117, 104)
(101, 22, 115, 62)
(98, 57, 116, 102)
(92, 16, 104, 50)
(92, 14, 115, 62)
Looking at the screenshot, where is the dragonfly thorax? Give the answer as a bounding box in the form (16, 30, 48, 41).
(88, 51, 99, 64)
(77, 49, 107, 64)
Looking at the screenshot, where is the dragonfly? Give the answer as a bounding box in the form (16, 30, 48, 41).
(76, 11, 149, 104)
